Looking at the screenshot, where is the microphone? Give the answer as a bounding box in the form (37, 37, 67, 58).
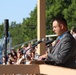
(33, 38, 54, 46)
(36, 38, 45, 44)
(32, 38, 45, 47)
(25, 38, 45, 54)
(46, 39, 54, 46)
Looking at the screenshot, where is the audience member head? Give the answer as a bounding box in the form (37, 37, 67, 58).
(72, 27, 76, 33)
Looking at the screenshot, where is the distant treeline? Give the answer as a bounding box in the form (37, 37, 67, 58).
(0, 0, 76, 46)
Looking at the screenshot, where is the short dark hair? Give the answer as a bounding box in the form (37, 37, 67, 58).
(52, 16, 67, 26)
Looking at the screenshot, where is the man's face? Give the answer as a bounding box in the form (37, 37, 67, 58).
(52, 20, 62, 36)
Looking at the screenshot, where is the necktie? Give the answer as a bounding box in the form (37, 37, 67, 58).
(56, 39, 60, 44)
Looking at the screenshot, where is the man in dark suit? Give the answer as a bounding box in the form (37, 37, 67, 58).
(39, 16, 76, 69)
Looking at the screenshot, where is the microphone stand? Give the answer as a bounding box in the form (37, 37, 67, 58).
(24, 38, 45, 54)
(23, 39, 53, 59)
(23, 39, 44, 60)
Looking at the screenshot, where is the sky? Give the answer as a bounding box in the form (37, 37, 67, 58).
(0, 0, 37, 24)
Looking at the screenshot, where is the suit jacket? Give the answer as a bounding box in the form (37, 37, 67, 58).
(47, 31, 76, 69)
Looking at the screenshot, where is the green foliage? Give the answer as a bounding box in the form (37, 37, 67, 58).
(0, 0, 76, 46)
(0, 24, 4, 38)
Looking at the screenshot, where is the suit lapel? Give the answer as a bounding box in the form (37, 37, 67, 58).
(51, 31, 70, 54)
